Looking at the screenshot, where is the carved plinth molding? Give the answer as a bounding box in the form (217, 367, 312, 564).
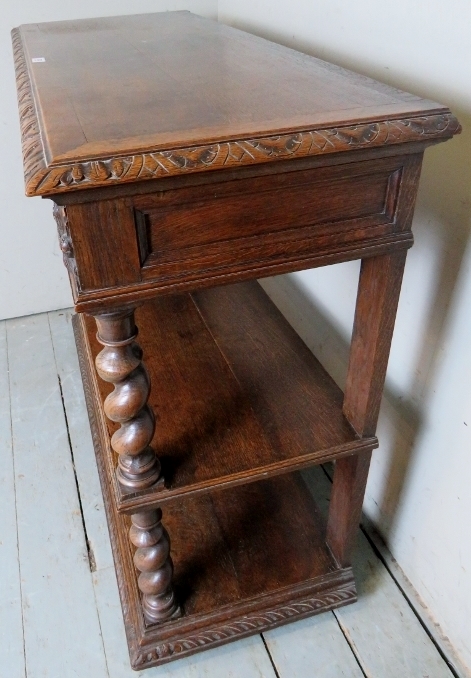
(133, 581, 356, 668)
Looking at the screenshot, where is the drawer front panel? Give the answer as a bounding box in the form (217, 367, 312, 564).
(133, 156, 408, 285)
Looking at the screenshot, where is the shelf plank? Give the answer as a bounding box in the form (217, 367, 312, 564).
(74, 308, 358, 669)
(92, 411, 356, 669)
(165, 473, 337, 617)
(79, 281, 376, 512)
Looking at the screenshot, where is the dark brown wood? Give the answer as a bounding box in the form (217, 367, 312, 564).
(12, 13, 459, 198)
(75, 305, 357, 669)
(327, 251, 408, 566)
(79, 283, 378, 513)
(129, 509, 181, 624)
(56, 153, 422, 313)
(13, 10, 460, 671)
(92, 307, 180, 623)
(344, 251, 408, 437)
(93, 307, 162, 491)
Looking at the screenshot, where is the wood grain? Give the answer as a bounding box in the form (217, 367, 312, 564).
(327, 251, 408, 567)
(78, 282, 377, 513)
(82, 379, 356, 670)
(73, 302, 358, 670)
(11, 11, 461, 672)
(12, 13, 460, 197)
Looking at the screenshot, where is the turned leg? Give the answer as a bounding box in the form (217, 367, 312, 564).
(93, 307, 180, 622)
(93, 307, 162, 490)
(130, 509, 180, 622)
(327, 251, 407, 566)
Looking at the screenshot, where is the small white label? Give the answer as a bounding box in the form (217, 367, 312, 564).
(32, 57, 45, 63)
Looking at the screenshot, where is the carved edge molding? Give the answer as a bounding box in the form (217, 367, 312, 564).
(11, 29, 48, 194)
(133, 582, 357, 668)
(12, 30, 461, 198)
(26, 114, 462, 198)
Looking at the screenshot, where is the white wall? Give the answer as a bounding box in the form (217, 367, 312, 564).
(0, 0, 217, 321)
(3, 0, 470, 672)
(218, 0, 471, 673)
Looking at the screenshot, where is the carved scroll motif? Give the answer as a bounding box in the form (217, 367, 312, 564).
(52, 203, 77, 278)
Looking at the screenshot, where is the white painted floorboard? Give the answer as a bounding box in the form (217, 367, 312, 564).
(264, 612, 364, 678)
(1, 308, 457, 677)
(0, 321, 25, 678)
(303, 467, 454, 678)
(48, 309, 113, 571)
(6, 313, 108, 678)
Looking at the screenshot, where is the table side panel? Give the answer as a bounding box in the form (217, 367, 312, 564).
(63, 153, 422, 307)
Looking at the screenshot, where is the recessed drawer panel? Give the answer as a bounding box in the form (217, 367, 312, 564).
(131, 156, 410, 287)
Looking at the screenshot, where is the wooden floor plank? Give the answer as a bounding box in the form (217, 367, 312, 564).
(7, 309, 456, 677)
(7, 314, 109, 678)
(48, 309, 113, 571)
(51, 309, 276, 674)
(93, 566, 277, 678)
(303, 466, 454, 678)
(264, 613, 364, 678)
(335, 534, 454, 678)
(0, 321, 26, 678)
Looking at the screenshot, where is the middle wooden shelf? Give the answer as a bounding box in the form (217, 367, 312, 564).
(78, 280, 377, 514)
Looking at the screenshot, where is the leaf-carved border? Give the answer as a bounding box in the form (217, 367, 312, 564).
(11, 28, 48, 194)
(12, 29, 461, 198)
(134, 582, 357, 668)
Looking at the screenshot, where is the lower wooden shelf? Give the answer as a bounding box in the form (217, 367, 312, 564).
(85, 415, 356, 669)
(72, 282, 362, 670)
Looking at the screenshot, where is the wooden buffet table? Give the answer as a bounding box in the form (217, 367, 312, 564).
(12, 12, 460, 670)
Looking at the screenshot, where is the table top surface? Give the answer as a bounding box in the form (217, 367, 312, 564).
(13, 11, 459, 197)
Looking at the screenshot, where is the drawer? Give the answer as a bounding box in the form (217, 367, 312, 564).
(132, 155, 414, 287)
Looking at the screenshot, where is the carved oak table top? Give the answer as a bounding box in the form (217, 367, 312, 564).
(12, 11, 460, 671)
(13, 11, 458, 198)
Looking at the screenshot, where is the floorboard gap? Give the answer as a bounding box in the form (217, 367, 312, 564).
(321, 464, 459, 677)
(333, 611, 368, 678)
(261, 633, 281, 678)
(359, 524, 460, 678)
(5, 324, 27, 678)
(57, 372, 96, 573)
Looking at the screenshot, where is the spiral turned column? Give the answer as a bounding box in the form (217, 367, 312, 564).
(93, 308, 180, 623)
(93, 307, 162, 490)
(130, 509, 180, 622)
